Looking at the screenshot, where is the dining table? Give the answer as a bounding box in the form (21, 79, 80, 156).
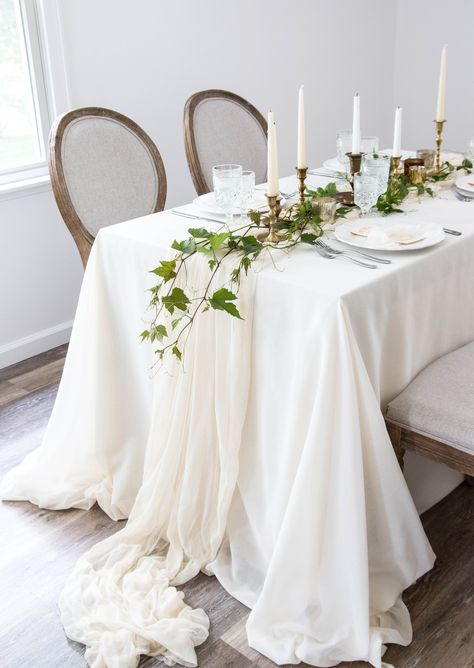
(2, 166, 474, 668)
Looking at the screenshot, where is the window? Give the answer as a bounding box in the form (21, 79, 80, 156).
(0, 0, 56, 187)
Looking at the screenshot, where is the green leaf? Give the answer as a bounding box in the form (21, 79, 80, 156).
(188, 227, 211, 239)
(172, 345, 182, 360)
(241, 235, 262, 255)
(210, 231, 230, 252)
(150, 324, 167, 343)
(151, 260, 176, 282)
(300, 233, 318, 245)
(140, 329, 150, 341)
(162, 287, 190, 314)
(171, 318, 182, 330)
(241, 256, 251, 274)
(208, 258, 217, 270)
(209, 287, 242, 319)
(171, 237, 196, 254)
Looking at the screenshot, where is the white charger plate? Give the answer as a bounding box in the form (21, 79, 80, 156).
(455, 174, 474, 195)
(193, 191, 267, 216)
(335, 218, 445, 251)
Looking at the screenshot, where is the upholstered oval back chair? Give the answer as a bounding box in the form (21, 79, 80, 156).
(183, 89, 267, 195)
(49, 107, 167, 267)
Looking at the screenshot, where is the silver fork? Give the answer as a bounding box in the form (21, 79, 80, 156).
(315, 243, 377, 269)
(317, 239, 391, 264)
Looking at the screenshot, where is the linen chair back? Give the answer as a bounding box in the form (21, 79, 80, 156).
(183, 89, 267, 195)
(49, 107, 167, 267)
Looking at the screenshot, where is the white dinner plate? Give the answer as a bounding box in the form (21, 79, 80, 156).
(335, 218, 445, 251)
(455, 174, 474, 194)
(193, 191, 267, 216)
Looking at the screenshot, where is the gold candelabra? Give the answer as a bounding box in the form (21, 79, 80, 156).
(296, 166, 308, 205)
(390, 155, 402, 180)
(434, 119, 446, 173)
(258, 194, 284, 243)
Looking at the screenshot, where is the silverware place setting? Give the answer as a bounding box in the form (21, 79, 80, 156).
(315, 240, 377, 269)
(170, 209, 225, 226)
(317, 239, 391, 264)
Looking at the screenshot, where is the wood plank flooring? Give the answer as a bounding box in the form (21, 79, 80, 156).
(0, 346, 473, 668)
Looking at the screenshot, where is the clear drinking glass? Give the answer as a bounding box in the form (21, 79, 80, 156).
(361, 136, 379, 155)
(212, 164, 243, 223)
(354, 173, 379, 217)
(336, 130, 353, 163)
(237, 170, 255, 219)
(467, 138, 474, 162)
(362, 154, 390, 196)
(336, 132, 379, 165)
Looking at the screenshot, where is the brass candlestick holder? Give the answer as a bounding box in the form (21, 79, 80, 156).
(390, 155, 402, 180)
(345, 152, 363, 204)
(258, 194, 284, 243)
(296, 166, 308, 205)
(434, 119, 446, 173)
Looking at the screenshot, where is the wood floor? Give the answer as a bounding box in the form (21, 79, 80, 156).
(0, 346, 473, 668)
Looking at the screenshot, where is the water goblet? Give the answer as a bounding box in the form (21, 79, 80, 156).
(354, 173, 379, 217)
(362, 154, 390, 197)
(212, 164, 242, 224)
(237, 170, 255, 220)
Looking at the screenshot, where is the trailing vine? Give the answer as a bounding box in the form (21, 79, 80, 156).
(141, 197, 330, 363)
(141, 158, 473, 363)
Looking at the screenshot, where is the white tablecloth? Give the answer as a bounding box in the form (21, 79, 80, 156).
(3, 177, 474, 667)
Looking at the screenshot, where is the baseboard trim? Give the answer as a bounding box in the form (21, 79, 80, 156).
(0, 320, 73, 369)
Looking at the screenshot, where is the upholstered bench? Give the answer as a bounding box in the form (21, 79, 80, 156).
(385, 342, 474, 479)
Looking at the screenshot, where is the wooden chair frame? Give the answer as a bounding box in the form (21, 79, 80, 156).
(183, 89, 267, 196)
(386, 419, 474, 478)
(49, 107, 167, 267)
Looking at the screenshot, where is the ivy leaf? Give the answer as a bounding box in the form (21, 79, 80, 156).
(241, 235, 261, 255)
(209, 287, 242, 319)
(140, 329, 150, 341)
(188, 227, 211, 239)
(162, 287, 190, 314)
(150, 324, 167, 343)
(171, 238, 196, 254)
(208, 258, 217, 270)
(172, 345, 182, 360)
(301, 233, 318, 245)
(241, 256, 251, 274)
(210, 231, 230, 252)
(171, 318, 182, 330)
(151, 260, 176, 282)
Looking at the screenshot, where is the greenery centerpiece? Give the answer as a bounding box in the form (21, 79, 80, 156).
(141, 158, 472, 363)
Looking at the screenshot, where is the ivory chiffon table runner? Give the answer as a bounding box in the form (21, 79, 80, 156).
(2, 178, 474, 667)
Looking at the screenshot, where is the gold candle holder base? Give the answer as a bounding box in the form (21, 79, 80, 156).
(390, 155, 402, 180)
(296, 166, 308, 205)
(345, 152, 363, 204)
(434, 119, 446, 173)
(257, 194, 284, 243)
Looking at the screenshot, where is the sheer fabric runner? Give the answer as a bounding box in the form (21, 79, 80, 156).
(59, 254, 256, 667)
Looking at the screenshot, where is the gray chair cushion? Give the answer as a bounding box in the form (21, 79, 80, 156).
(386, 342, 474, 454)
(193, 97, 267, 193)
(61, 116, 159, 237)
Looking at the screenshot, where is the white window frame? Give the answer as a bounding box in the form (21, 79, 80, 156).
(0, 0, 69, 200)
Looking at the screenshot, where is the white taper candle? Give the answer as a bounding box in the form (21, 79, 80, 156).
(267, 111, 279, 197)
(436, 45, 447, 122)
(351, 94, 361, 154)
(393, 106, 402, 157)
(297, 85, 307, 168)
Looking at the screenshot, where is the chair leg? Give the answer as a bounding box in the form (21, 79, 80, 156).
(386, 423, 405, 471)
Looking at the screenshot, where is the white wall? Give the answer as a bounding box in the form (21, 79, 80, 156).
(394, 0, 474, 153)
(0, 0, 399, 367)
